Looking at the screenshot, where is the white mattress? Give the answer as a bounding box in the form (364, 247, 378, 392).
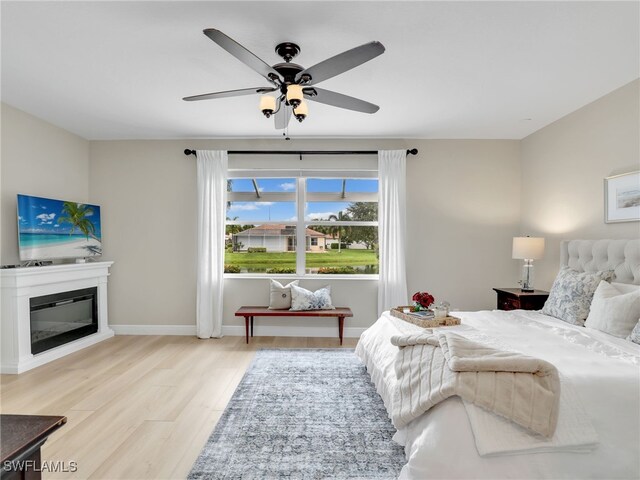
(356, 310, 640, 479)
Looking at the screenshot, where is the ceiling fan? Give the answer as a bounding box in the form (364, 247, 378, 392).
(183, 29, 385, 130)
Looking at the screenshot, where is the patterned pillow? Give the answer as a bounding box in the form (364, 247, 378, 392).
(541, 267, 614, 326)
(290, 285, 335, 311)
(626, 321, 640, 345)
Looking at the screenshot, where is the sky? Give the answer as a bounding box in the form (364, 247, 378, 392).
(17, 194, 102, 236)
(227, 178, 378, 222)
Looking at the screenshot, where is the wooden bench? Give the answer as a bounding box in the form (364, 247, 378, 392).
(235, 306, 354, 345)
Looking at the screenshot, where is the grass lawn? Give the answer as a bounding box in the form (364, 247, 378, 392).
(225, 249, 378, 270)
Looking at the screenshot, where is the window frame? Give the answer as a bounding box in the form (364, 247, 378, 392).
(225, 169, 379, 279)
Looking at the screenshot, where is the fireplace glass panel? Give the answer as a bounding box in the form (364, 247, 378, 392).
(30, 287, 98, 354)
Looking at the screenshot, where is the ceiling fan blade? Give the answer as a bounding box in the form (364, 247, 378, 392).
(183, 86, 276, 102)
(274, 103, 292, 130)
(295, 41, 385, 84)
(204, 29, 281, 84)
(303, 87, 379, 114)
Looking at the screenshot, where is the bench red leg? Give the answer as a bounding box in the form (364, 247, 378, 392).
(244, 316, 250, 344)
(338, 316, 344, 345)
(251, 316, 254, 338)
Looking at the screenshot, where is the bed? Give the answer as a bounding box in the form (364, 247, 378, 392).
(356, 239, 640, 479)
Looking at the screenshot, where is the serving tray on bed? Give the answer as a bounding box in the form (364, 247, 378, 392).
(390, 307, 461, 328)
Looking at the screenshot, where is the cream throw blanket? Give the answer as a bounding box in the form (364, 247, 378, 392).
(391, 330, 561, 437)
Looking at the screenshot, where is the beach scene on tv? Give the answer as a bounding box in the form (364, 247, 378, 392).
(17, 194, 102, 261)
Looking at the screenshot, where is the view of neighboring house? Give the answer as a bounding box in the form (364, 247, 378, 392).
(233, 224, 327, 252)
(324, 237, 369, 250)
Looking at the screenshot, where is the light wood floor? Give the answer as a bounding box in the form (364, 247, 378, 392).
(0, 335, 357, 479)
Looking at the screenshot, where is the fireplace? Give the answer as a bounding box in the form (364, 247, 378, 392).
(30, 287, 98, 355)
(1, 262, 113, 374)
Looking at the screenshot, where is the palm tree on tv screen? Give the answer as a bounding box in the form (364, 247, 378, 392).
(58, 202, 96, 240)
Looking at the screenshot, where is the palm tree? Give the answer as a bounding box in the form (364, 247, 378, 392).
(227, 179, 233, 209)
(328, 211, 350, 253)
(225, 216, 245, 235)
(57, 202, 96, 240)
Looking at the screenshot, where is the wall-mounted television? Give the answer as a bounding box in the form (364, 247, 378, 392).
(17, 194, 102, 261)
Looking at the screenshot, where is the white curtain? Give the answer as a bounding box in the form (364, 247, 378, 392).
(196, 150, 228, 338)
(378, 150, 408, 315)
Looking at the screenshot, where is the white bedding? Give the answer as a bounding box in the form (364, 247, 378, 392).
(356, 310, 640, 479)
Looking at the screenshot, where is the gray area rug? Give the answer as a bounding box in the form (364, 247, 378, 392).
(189, 349, 405, 479)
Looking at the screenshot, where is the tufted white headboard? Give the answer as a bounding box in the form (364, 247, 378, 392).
(560, 239, 640, 285)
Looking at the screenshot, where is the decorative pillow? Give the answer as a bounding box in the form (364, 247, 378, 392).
(541, 267, 614, 326)
(268, 279, 299, 310)
(626, 321, 640, 345)
(584, 281, 640, 338)
(611, 282, 640, 295)
(290, 284, 335, 311)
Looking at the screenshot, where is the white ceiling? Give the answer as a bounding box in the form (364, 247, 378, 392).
(1, 1, 638, 140)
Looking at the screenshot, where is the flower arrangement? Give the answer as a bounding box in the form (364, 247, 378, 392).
(412, 291, 435, 310)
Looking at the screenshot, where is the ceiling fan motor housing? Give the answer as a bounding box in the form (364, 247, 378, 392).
(273, 63, 304, 86)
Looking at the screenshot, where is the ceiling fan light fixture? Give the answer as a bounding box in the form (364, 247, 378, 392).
(259, 95, 276, 118)
(286, 84, 303, 108)
(294, 100, 308, 122)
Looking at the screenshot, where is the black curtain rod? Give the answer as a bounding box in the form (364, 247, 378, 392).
(183, 148, 418, 157)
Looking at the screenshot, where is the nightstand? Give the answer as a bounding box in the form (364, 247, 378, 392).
(493, 288, 549, 311)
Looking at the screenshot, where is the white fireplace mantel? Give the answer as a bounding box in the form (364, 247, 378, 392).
(1, 261, 114, 374)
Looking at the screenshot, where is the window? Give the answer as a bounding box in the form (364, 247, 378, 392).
(225, 174, 378, 275)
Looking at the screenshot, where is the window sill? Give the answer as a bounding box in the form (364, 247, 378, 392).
(224, 274, 379, 281)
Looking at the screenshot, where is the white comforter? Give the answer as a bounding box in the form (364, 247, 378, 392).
(356, 310, 640, 479)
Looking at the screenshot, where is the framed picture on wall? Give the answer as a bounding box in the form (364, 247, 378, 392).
(605, 171, 640, 223)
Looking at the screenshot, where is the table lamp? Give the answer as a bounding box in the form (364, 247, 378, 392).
(512, 236, 545, 292)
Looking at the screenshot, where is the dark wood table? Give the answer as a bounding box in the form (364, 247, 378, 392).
(1, 414, 67, 479)
(235, 306, 354, 345)
(493, 288, 549, 311)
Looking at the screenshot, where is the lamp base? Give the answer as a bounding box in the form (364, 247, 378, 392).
(519, 259, 535, 293)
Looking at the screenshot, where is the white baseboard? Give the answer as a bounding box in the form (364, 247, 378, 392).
(111, 324, 197, 335)
(1, 330, 115, 374)
(111, 324, 365, 338)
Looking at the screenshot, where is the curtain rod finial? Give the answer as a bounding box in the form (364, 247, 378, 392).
(184, 149, 196, 156)
(407, 148, 418, 156)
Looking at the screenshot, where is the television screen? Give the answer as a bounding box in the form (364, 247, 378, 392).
(17, 194, 102, 261)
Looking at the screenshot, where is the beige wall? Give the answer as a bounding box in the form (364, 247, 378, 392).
(520, 80, 640, 289)
(0, 103, 90, 265)
(89, 138, 521, 329)
(406, 140, 521, 311)
(88, 140, 198, 330)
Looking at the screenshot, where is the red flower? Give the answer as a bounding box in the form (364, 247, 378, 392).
(412, 291, 435, 308)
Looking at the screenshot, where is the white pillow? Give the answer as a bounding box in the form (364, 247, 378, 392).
(290, 284, 335, 311)
(268, 279, 298, 309)
(585, 281, 640, 338)
(611, 282, 640, 294)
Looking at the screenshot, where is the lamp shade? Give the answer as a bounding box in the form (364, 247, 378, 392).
(286, 84, 303, 104)
(259, 95, 276, 112)
(512, 237, 545, 260)
(294, 99, 308, 116)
